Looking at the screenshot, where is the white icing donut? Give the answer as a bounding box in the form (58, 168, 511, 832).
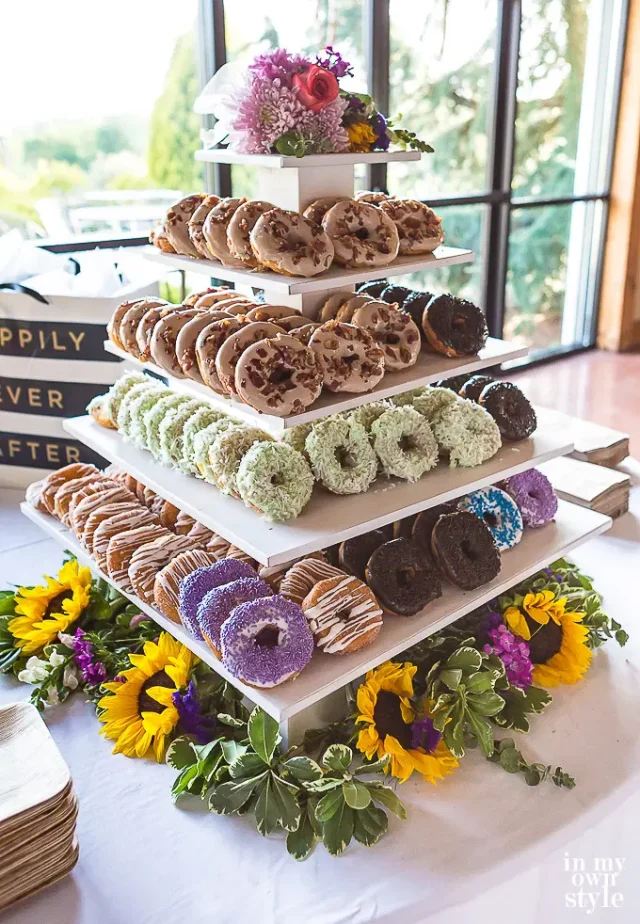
(188, 195, 221, 258)
(250, 208, 334, 277)
(351, 301, 421, 371)
(379, 199, 445, 254)
(322, 200, 399, 268)
(165, 195, 206, 257)
(202, 198, 248, 267)
(226, 200, 275, 267)
(302, 575, 383, 654)
(309, 321, 385, 393)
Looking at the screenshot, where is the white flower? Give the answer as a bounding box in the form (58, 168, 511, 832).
(58, 632, 76, 648)
(49, 651, 66, 668)
(46, 687, 60, 706)
(63, 665, 79, 690)
(18, 656, 52, 683)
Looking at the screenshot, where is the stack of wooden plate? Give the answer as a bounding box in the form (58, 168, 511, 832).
(0, 702, 79, 912)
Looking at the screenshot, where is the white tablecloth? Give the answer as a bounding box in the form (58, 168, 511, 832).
(1, 466, 640, 924)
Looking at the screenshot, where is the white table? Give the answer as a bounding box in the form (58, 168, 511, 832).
(1, 466, 640, 924)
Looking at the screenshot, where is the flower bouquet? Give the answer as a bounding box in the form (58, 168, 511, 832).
(195, 46, 433, 158)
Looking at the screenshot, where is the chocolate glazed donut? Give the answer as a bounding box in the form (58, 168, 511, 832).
(411, 501, 459, 559)
(338, 526, 393, 582)
(365, 538, 442, 616)
(431, 510, 501, 590)
(422, 294, 488, 357)
(478, 381, 537, 441)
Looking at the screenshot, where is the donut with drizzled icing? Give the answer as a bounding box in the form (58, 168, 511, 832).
(302, 574, 383, 654)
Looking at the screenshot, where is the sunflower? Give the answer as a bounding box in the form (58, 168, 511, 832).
(355, 661, 458, 784)
(504, 591, 592, 686)
(8, 560, 92, 655)
(347, 120, 377, 152)
(98, 632, 197, 762)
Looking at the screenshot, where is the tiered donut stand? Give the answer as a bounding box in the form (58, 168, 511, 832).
(21, 149, 612, 744)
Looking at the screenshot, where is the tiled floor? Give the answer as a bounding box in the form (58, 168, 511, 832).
(512, 348, 640, 456)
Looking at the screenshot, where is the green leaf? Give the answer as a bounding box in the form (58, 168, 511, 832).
(286, 811, 316, 861)
(208, 774, 265, 815)
(322, 801, 355, 857)
(284, 756, 324, 782)
(446, 647, 483, 672)
(171, 764, 200, 802)
(356, 754, 390, 775)
(524, 767, 542, 786)
(322, 743, 352, 773)
(466, 710, 495, 757)
(314, 788, 344, 823)
(369, 786, 407, 820)
(522, 685, 553, 713)
(254, 776, 279, 836)
(166, 737, 198, 770)
(217, 713, 245, 728)
(439, 668, 463, 691)
(0, 593, 16, 616)
(271, 775, 302, 832)
(353, 804, 388, 847)
(465, 670, 500, 693)
(229, 752, 267, 780)
(248, 708, 281, 765)
(302, 776, 343, 794)
(498, 747, 521, 774)
(467, 691, 505, 717)
(342, 780, 371, 810)
(221, 740, 248, 765)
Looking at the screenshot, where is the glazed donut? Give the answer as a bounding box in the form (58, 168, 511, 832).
(135, 304, 188, 362)
(70, 484, 136, 537)
(302, 575, 383, 654)
(236, 441, 314, 522)
(226, 200, 275, 267)
(288, 322, 320, 345)
(370, 406, 438, 481)
(220, 595, 314, 687)
(107, 299, 145, 350)
(197, 576, 273, 656)
(354, 190, 395, 204)
(379, 199, 444, 254)
(309, 321, 385, 393)
(40, 463, 100, 516)
(235, 334, 323, 416)
(52, 473, 105, 525)
(215, 321, 283, 395)
(422, 294, 488, 357)
(165, 195, 206, 257)
(245, 304, 298, 322)
(279, 557, 344, 605)
(303, 196, 350, 226)
(128, 533, 200, 605)
(188, 195, 221, 258)
(149, 309, 200, 376)
(150, 223, 175, 253)
(154, 549, 217, 624)
(195, 317, 247, 394)
(431, 510, 501, 590)
(411, 501, 459, 557)
(105, 523, 169, 589)
(179, 559, 257, 639)
(250, 208, 334, 277)
(84, 501, 154, 554)
(458, 374, 495, 402)
(502, 469, 558, 528)
(203, 198, 248, 267)
(319, 292, 350, 322)
(459, 487, 523, 551)
(175, 309, 229, 382)
(335, 294, 375, 322)
(119, 298, 169, 358)
(478, 382, 537, 441)
(305, 417, 377, 495)
(322, 200, 399, 268)
(351, 301, 421, 371)
(365, 538, 442, 616)
(338, 526, 393, 582)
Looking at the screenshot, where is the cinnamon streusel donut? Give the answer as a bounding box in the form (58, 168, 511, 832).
(351, 301, 421, 371)
(379, 199, 444, 254)
(322, 200, 399, 268)
(165, 194, 206, 257)
(309, 321, 385, 393)
(235, 334, 323, 415)
(203, 197, 248, 267)
(226, 199, 275, 268)
(250, 208, 334, 277)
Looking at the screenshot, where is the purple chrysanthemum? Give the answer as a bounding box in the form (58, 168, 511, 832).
(410, 716, 442, 754)
(483, 624, 533, 689)
(297, 95, 350, 152)
(249, 49, 310, 86)
(232, 77, 307, 153)
(72, 628, 107, 686)
(172, 680, 216, 744)
(315, 45, 354, 78)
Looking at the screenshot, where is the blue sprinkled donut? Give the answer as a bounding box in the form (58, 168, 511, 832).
(459, 486, 523, 551)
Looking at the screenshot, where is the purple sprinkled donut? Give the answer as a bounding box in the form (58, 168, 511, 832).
(221, 595, 314, 688)
(179, 559, 257, 638)
(198, 577, 273, 654)
(503, 468, 558, 528)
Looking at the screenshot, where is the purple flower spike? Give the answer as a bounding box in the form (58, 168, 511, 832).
(315, 45, 354, 78)
(483, 624, 533, 689)
(71, 627, 107, 687)
(410, 716, 442, 754)
(172, 681, 216, 743)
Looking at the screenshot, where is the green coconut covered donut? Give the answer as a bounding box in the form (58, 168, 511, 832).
(412, 386, 458, 421)
(116, 380, 166, 439)
(347, 399, 392, 432)
(144, 394, 192, 459)
(180, 407, 228, 474)
(192, 419, 240, 483)
(281, 422, 314, 456)
(158, 399, 206, 466)
(208, 426, 273, 497)
(237, 441, 314, 522)
(371, 406, 438, 481)
(305, 417, 377, 495)
(102, 372, 149, 426)
(429, 396, 501, 467)
(128, 387, 171, 449)
(388, 387, 427, 408)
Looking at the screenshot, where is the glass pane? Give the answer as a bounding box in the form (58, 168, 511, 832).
(387, 0, 498, 198)
(0, 0, 199, 240)
(513, 0, 623, 197)
(504, 201, 602, 354)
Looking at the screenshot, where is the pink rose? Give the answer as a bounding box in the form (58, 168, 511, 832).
(292, 65, 339, 111)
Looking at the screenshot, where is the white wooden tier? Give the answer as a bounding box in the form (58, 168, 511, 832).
(63, 414, 573, 567)
(20, 499, 612, 723)
(103, 337, 528, 435)
(194, 149, 422, 168)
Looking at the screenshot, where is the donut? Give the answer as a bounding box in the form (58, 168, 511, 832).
(149, 309, 201, 377)
(188, 195, 221, 258)
(158, 399, 204, 467)
(411, 501, 459, 557)
(338, 527, 393, 582)
(119, 298, 170, 357)
(150, 222, 175, 253)
(250, 208, 334, 277)
(459, 487, 523, 551)
(303, 196, 350, 226)
(309, 321, 385, 393)
(143, 395, 192, 459)
(351, 301, 421, 371)
(107, 299, 144, 350)
(65, 478, 119, 522)
(83, 500, 150, 551)
(50, 471, 101, 523)
(302, 575, 383, 654)
(70, 485, 136, 538)
(236, 441, 314, 522)
(25, 479, 50, 515)
(187, 521, 217, 547)
(206, 533, 232, 560)
(354, 190, 395, 204)
(135, 304, 184, 362)
(207, 426, 272, 497)
(180, 407, 227, 474)
(153, 549, 217, 624)
(414, 389, 502, 468)
(457, 375, 494, 402)
(319, 292, 349, 322)
(93, 508, 162, 568)
(370, 406, 438, 481)
(175, 309, 229, 382)
(129, 533, 200, 603)
(205, 297, 255, 315)
(357, 279, 388, 298)
(322, 200, 399, 267)
(195, 317, 247, 394)
(235, 333, 323, 416)
(379, 284, 412, 306)
(365, 538, 442, 616)
(392, 515, 417, 540)
(279, 558, 344, 605)
(288, 322, 320, 345)
(305, 417, 377, 495)
(431, 510, 501, 590)
(101, 372, 150, 427)
(280, 422, 313, 456)
(197, 576, 273, 656)
(245, 305, 298, 323)
(226, 200, 275, 267)
(192, 420, 239, 483)
(220, 595, 314, 687)
(389, 387, 427, 407)
(398, 290, 431, 344)
(117, 381, 167, 440)
(173, 510, 195, 534)
(105, 523, 170, 590)
(143, 487, 165, 517)
(165, 195, 206, 257)
(335, 294, 375, 322)
(479, 382, 537, 441)
(179, 559, 257, 638)
(87, 394, 117, 430)
(435, 374, 474, 393)
(273, 315, 309, 333)
(379, 199, 444, 254)
(202, 198, 248, 267)
(124, 385, 169, 449)
(422, 295, 488, 357)
(502, 469, 558, 528)
(215, 321, 283, 395)
(348, 399, 393, 432)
